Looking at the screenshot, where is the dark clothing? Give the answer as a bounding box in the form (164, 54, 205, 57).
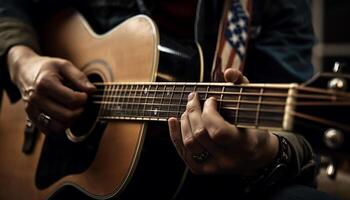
(0, 0, 315, 101)
(0, 0, 320, 199)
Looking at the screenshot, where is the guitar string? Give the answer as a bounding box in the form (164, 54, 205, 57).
(93, 102, 285, 113)
(92, 89, 350, 101)
(291, 111, 350, 131)
(91, 97, 350, 107)
(93, 83, 350, 98)
(92, 97, 349, 130)
(98, 112, 284, 123)
(95, 107, 349, 131)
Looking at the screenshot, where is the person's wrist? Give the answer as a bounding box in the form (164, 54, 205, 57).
(259, 131, 279, 171)
(7, 45, 39, 82)
(241, 134, 291, 193)
(243, 131, 279, 176)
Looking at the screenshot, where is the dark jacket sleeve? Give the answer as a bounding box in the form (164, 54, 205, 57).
(245, 0, 318, 186)
(0, 0, 40, 102)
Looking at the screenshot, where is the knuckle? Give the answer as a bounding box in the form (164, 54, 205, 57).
(210, 127, 225, 142)
(186, 103, 195, 113)
(36, 77, 51, 92)
(183, 136, 195, 149)
(193, 127, 206, 139)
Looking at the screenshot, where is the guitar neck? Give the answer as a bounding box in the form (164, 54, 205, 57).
(92, 82, 298, 131)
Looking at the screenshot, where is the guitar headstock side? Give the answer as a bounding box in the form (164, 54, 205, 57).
(292, 62, 350, 156)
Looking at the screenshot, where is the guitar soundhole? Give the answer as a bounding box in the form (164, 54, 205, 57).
(69, 74, 102, 139)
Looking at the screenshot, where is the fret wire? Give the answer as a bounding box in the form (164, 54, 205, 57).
(127, 85, 132, 116)
(143, 85, 151, 117)
(151, 85, 158, 118)
(219, 86, 225, 113)
(137, 85, 144, 118)
(107, 85, 114, 117)
(255, 88, 264, 128)
(205, 85, 210, 101)
(122, 85, 127, 117)
(160, 85, 166, 118)
(178, 85, 186, 119)
(131, 85, 138, 116)
(169, 85, 176, 118)
(110, 84, 116, 116)
(100, 85, 107, 117)
(235, 87, 243, 125)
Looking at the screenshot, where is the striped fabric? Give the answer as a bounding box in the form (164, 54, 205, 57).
(212, 0, 252, 81)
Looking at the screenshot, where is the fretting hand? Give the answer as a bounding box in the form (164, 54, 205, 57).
(168, 68, 279, 175)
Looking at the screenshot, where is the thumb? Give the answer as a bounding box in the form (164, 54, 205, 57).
(224, 68, 249, 84)
(59, 61, 96, 93)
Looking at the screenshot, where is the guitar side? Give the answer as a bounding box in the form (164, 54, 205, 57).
(0, 10, 186, 200)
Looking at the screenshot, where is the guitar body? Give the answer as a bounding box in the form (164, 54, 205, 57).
(0, 10, 186, 199)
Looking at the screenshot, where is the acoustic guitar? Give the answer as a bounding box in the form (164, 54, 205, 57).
(0, 10, 349, 200)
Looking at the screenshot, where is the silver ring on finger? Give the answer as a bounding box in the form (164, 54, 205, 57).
(191, 151, 209, 164)
(37, 112, 52, 129)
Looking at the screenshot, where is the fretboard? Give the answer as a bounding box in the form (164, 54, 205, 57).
(92, 82, 296, 131)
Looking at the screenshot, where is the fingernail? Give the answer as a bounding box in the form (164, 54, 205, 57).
(86, 81, 95, 88)
(188, 92, 195, 100)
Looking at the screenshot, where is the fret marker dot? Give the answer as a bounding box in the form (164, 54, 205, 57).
(167, 90, 170, 96)
(154, 108, 158, 116)
(144, 88, 148, 94)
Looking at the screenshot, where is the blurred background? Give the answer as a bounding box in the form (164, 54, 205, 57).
(312, 1, 350, 199)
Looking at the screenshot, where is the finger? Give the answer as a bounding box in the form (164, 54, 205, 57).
(186, 92, 222, 157)
(29, 91, 84, 124)
(168, 117, 219, 174)
(35, 74, 89, 109)
(202, 97, 239, 147)
(180, 111, 207, 156)
(224, 68, 249, 84)
(168, 117, 186, 159)
(25, 102, 69, 134)
(56, 60, 96, 93)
